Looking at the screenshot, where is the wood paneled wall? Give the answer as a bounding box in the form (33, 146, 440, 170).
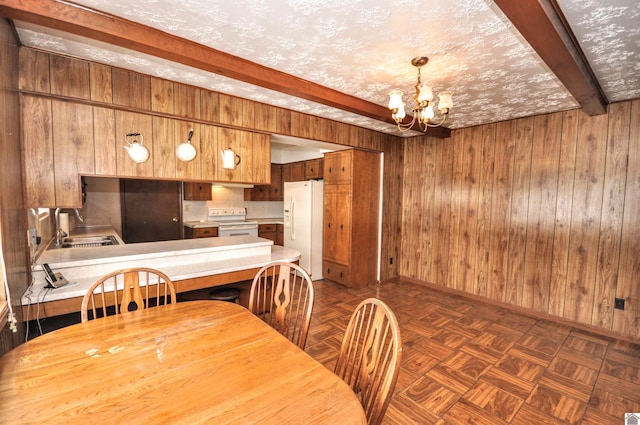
(401, 103, 640, 341)
(0, 19, 28, 355)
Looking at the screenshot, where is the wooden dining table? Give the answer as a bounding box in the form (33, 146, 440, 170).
(0, 300, 366, 424)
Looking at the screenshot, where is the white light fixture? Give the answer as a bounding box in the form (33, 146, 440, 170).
(123, 133, 149, 163)
(176, 128, 196, 162)
(388, 56, 453, 133)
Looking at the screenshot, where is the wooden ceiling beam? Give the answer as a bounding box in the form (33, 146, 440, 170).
(493, 0, 607, 115)
(0, 0, 451, 138)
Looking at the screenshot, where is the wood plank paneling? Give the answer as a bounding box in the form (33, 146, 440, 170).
(49, 55, 89, 99)
(487, 120, 515, 303)
(507, 117, 533, 306)
(18, 48, 49, 92)
(0, 18, 28, 354)
(564, 111, 608, 324)
(458, 126, 482, 294)
(89, 63, 112, 103)
(613, 99, 640, 337)
(476, 124, 496, 298)
(401, 102, 640, 341)
(548, 110, 578, 317)
(112, 68, 150, 110)
(592, 102, 629, 329)
(522, 113, 562, 312)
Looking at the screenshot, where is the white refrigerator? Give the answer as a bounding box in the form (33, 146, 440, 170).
(283, 180, 324, 280)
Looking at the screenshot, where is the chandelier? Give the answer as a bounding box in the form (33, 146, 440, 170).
(388, 56, 453, 132)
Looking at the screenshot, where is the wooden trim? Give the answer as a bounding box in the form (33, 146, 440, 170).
(493, 0, 607, 115)
(0, 0, 412, 130)
(395, 276, 640, 345)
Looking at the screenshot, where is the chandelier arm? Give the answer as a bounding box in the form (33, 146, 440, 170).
(425, 113, 450, 128)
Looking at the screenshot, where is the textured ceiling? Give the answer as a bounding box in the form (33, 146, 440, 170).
(9, 0, 640, 137)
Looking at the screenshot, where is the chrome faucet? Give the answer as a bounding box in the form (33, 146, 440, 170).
(54, 208, 67, 247)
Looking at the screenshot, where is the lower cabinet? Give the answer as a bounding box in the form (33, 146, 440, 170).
(184, 226, 218, 239)
(258, 223, 283, 245)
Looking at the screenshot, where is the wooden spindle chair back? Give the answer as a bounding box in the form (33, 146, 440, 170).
(248, 262, 314, 349)
(81, 267, 176, 322)
(334, 298, 402, 425)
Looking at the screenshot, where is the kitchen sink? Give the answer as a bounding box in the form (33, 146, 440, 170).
(58, 235, 119, 248)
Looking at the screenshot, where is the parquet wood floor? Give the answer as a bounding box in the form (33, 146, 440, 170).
(305, 278, 640, 425)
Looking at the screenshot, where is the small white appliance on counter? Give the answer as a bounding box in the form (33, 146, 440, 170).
(283, 180, 323, 280)
(208, 208, 258, 237)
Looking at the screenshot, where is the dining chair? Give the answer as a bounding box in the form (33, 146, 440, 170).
(248, 261, 314, 349)
(81, 267, 177, 322)
(334, 298, 402, 425)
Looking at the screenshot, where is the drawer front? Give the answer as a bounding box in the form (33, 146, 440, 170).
(258, 223, 277, 232)
(193, 227, 218, 238)
(322, 261, 351, 286)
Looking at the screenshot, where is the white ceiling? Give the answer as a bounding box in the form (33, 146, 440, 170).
(9, 0, 640, 138)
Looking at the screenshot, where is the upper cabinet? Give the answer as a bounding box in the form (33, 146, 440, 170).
(20, 50, 271, 207)
(244, 163, 282, 201)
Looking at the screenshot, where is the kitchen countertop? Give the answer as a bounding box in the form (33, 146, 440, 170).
(183, 220, 219, 228)
(26, 235, 300, 305)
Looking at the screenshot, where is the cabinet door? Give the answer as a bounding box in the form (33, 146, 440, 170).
(216, 127, 243, 182)
(184, 182, 212, 200)
(323, 151, 352, 184)
(269, 163, 283, 200)
(304, 158, 323, 180)
(322, 185, 351, 265)
(52, 100, 94, 207)
(22, 96, 55, 207)
(258, 224, 277, 242)
(116, 110, 154, 178)
(283, 162, 305, 182)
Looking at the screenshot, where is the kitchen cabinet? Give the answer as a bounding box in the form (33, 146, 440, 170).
(304, 158, 323, 180)
(283, 158, 323, 182)
(19, 51, 272, 207)
(283, 161, 305, 182)
(184, 182, 212, 200)
(244, 163, 282, 201)
(216, 128, 271, 184)
(258, 223, 283, 245)
(322, 149, 380, 289)
(184, 226, 218, 239)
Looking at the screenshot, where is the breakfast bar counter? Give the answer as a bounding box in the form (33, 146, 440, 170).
(23, 235, 300, 319)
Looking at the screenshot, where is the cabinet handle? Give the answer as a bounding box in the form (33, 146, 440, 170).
(310, 167, 314, 172)
(327, 268, 331, 274)
(340, 224, 344, 230)
(339, 272, 343, 278)
(341, 166, 345, 172)
(328, 167, 332, 173)
(327, 222, 331, 228)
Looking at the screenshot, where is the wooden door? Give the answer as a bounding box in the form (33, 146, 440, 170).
(121, 179, 182, 243)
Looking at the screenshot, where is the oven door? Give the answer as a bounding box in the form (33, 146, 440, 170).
(217, 223, 259, 237)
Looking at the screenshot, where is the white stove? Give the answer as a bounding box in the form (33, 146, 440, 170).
(207, 208, 258, 237)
